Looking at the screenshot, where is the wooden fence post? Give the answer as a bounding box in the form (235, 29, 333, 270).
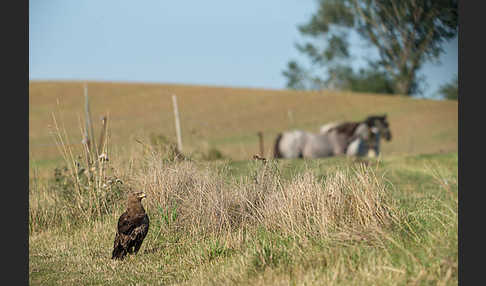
(172, 94, 183, 153)
(98, 115, 108, 156)
(258, 131, 264, 157)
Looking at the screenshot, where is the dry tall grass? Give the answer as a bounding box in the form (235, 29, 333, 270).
(30, 126, 399, 240)
(29, 136, 458, 285)
(127, 146, 398, 242)
(30, 147, 458, 284)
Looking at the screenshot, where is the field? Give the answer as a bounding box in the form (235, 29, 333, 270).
(29, 81, 458, 285)
(29, 81, 457, 173)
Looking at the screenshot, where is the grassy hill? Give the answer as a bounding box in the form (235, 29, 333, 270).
(29, 81, 458, 285)
(29, 81, 457, 174)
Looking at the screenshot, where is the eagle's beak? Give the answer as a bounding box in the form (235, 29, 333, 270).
(139, 192, 147, 199)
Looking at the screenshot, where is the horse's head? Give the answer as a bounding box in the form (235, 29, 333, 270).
(365, 114, 392, 141)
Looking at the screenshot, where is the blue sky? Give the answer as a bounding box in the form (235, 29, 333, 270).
(29, 0, 457, 98)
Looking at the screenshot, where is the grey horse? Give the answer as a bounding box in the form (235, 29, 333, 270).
(274, 115, 391, 159)
(273, 127, 352, 159)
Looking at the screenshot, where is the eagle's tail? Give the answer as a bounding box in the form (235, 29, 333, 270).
(111, 234, 127, 260)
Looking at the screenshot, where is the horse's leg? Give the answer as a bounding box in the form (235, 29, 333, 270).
(365, 133, 380, 158)
(369, 142, 379, 157)
(346, 138, 361, 156)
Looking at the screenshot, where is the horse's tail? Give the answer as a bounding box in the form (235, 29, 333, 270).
(274, 133, 284, 158)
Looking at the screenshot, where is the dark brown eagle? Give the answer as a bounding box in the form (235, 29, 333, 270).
(111, 191, 150, 260)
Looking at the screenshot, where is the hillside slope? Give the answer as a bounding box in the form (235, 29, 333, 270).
(29, 81, 457, 166)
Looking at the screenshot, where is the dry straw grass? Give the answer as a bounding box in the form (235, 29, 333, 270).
(131, 149, 398, 242)
(31, 117, 399, 240)
(30, 103, 400, 262)
(30, 104, 130, 232)
(261, 165, 396, 239)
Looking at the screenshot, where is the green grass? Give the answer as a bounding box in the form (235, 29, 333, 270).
(29, 81, 457, 285)
(29, 152, 457, 285)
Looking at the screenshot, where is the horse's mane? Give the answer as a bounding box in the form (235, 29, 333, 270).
(273, 133, 284, 158)
(333, 122, 360, 137)
(328, 115, 387, 139)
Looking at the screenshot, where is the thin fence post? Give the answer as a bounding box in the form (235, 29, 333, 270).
(98, 115, 108, 156)
(172, 94, 183, 153)
(258, 131, 264, 157)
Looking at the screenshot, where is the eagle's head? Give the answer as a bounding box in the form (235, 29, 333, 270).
(128, 191, 147, 203)
(135, 191, 147, 200)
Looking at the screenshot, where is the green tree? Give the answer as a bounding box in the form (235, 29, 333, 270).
(283, 0, 458, 96)
(438, 74, 458, 100)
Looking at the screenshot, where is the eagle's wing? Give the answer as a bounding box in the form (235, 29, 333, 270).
(117, 212, 147, 235)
